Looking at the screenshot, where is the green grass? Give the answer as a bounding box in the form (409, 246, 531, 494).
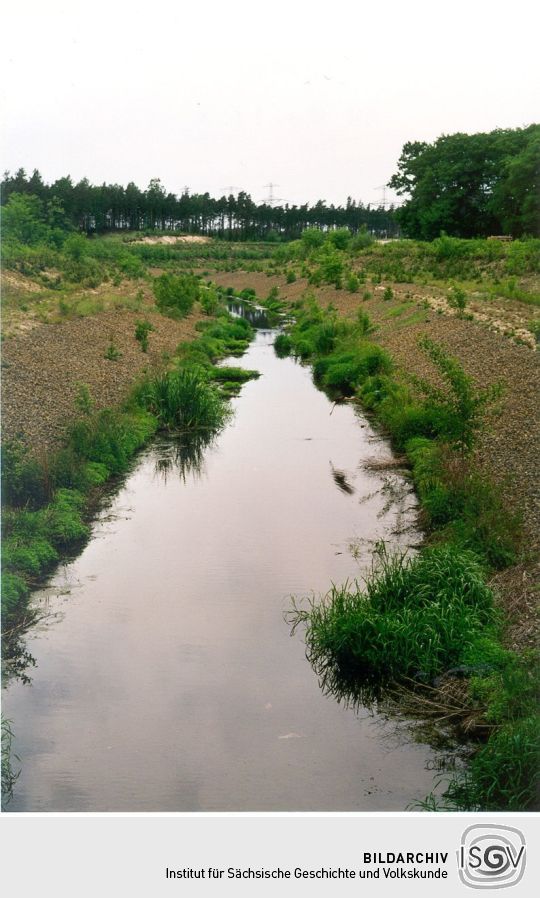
(290, 545, 497, 697)
(137, 367, 231, 432)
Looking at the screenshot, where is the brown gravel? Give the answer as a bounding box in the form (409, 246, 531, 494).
(1, 307, 202, 453)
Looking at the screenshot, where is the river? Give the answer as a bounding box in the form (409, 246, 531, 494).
(2, 314, 437, 811)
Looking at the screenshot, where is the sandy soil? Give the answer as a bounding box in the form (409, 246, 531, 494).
(136, 235, 210, 245)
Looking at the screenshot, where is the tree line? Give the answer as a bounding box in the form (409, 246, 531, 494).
(390, 124, 539, 239)
(0, 170, 397, 240)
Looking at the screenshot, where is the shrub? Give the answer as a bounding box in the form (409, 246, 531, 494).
(200, 286, 222, 316)
(274, 333, 292, 357)
(448, 284, 468, 314)
(1, 440, 48, 508)
(314, 344, 392, 396)
(154, 273, 200, 318)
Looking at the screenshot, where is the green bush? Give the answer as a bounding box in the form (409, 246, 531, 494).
(1, 573, 29, 617)
(314, 344, 392, 395)
(69, 408, 157, 475)
(1, 440, 48, 508)
(153, 273, 200, 318)
(274, 333, 292, 357)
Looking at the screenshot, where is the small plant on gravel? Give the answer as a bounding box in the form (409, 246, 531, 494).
(346, 272, 360, 293)
(74, 383, 93, 415)
(104, 338, 122, 361)
(448, 284, 468, 315)
(286, 269, 296, 284)
(383, 286, 394, 301)
(417, 338, 503, 455)
(135, 319, 154, 353)
(528, 320, 540, 344)
(362, 290, 372, 301)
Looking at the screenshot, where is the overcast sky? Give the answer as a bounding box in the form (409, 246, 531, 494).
(2, 0, 538, 207)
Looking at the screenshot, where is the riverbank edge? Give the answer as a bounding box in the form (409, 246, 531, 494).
(1, 309, 255, 644)
(278, 298, 538, 812)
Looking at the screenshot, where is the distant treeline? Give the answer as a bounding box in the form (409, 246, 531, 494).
(0, 170, 397, 240)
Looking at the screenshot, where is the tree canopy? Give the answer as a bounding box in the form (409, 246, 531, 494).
(1, 169, 397, 241)
(389, 125, 540, 239)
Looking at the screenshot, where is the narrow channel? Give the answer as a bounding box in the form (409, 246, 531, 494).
(3, 313, 438, 811)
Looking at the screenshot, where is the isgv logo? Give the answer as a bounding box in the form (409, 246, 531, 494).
(458, 824, 526, 889)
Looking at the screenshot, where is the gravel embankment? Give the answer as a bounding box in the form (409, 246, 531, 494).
(2, 308, 202, 452)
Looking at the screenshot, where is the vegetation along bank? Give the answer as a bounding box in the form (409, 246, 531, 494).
(1, 140, 539, 809)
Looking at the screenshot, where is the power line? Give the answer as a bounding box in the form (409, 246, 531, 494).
(262, 182, 283, 206)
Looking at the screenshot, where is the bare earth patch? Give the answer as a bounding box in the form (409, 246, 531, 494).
(135, 235, 210, 245)
(2, 307, 203, 453)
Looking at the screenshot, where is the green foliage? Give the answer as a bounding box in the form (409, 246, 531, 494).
(349, 226, 374, 251)
(390, 125, 540, 238)
(440, 717, 539, 811)
(208, 366, 259, 385)
(69, 408, 157, 475)
(1, 440, 48, 508)
(417, 338, 503, 454)
(327, 228, 351, 250)
(138, 368, 230, 432)
(301, 228, 325, 250)
(290, 545, 495, 696)
(153, 273, 200, 318)
(63, 234, 88, 261)
(104, 338, 122, 361)
(407, 439, 520, 568)
(74, 383, 93, 415)
(313, 344, 391, 396)
(383, 286, 394, 301)
(1, 574, 29, 617)
(2, 194, 49, 245)
(286, 269, 297, 284)
(274, 333, 293, 357)
(134, 319, 154, 353)
(200, 285, 222, 316)
(448, 284, 467, 313)
(346, 271, 360, 292)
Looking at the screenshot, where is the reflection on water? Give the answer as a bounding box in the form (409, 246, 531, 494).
(152, 431, 216, 484)
(2, 327, 437, 812)
(227, 299, 272, 329)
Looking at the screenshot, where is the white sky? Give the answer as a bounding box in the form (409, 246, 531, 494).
(1, 0, 538, 208)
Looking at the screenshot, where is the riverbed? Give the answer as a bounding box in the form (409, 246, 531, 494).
(2, 321, 437, 811)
